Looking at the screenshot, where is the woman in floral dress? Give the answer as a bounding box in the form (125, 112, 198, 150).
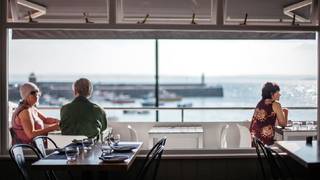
(249, 82, 288, 145)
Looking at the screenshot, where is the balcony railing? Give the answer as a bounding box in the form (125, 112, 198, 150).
(30, 106, 317, 123)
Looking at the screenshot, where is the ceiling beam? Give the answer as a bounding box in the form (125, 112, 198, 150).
(4, 22, 318, 32)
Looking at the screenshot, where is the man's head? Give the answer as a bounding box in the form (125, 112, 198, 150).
(73, 78, 93, 98)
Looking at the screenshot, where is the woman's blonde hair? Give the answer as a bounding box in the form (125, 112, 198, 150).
(73, 78, 93, 97)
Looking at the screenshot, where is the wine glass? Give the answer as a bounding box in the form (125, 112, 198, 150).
(65, 146, 79, 161)
(113, 134, 121, 146)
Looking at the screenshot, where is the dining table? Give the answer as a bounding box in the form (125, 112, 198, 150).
(274, 125, 317, 141)
(32, 141, 143, 172)
(275, 140, 320, 178)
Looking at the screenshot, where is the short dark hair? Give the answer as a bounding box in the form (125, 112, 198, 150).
(261, 82, 280, 99)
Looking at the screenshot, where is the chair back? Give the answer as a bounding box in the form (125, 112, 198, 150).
(253, 137, 294, 180)
(9, 144, 44, 180)
(236, 124, 251, 148)
(128, 125, 138, 141)
(136, 137, 166, 180)
(252, 137, 268, 180)
(220, 124, 229, 148)
(264, 146, 295, 180)
(32, 136, 58, 158)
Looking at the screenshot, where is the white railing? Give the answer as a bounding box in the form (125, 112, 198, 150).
(35, 106, 317, 123)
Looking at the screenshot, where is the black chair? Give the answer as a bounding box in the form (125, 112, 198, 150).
(32, 136, 61, 180)
(9, 144, 51, 180)
(253, 137, 294, 180)
(252, 137, 268, 180)
(136, 137, 167, 180)
(32, 136, 58, 158)
(264, 146, 295, 180)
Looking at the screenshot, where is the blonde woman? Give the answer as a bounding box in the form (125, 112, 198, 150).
(11, 82, 60, 145)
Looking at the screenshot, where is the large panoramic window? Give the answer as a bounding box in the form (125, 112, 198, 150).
(158, 40, 317, 122)
(8, 36, 317, 123)
(8, 37, 156, 122)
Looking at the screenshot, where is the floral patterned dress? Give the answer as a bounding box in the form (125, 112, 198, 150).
(249, 99, 277, 145)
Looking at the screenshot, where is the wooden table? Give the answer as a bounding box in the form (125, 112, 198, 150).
(148, 126, 204, 149)
(275, 141, 320, 169)
(275, 126, 317, 141)
(32, 142, 143, 172)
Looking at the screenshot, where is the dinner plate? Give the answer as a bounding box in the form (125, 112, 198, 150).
(99, 155, 129, 163)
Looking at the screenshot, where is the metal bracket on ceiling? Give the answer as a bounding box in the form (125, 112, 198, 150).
(83, 12, 94, 23)
(283, 0, 312, 23)
(291, 13, 299, 26)
(191, 13, 197, 24)
(240, 13, 248, 25)
(137, 14, 150, 24)
(28, 11, 38, 23)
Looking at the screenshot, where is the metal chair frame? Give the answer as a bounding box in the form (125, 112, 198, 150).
(9, 144, 50, 180)
(136, 137, 167, 180)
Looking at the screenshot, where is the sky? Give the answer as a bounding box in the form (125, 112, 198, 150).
(9, 39, 317, 78)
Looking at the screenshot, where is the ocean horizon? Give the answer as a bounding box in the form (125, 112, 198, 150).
(8, 74, 317, 122)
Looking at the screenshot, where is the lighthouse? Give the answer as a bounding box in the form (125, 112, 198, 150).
(28, 72, 37, 84)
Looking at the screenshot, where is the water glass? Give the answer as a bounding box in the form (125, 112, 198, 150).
(292, 121, 301, 131)
(306, 121, 314, 130)
(113, 134, 121, 146)
(101, 144, 113, 155)
(82, 138, 94, 150)
(65, 146, 79, 161)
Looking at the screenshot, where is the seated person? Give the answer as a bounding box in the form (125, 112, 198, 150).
(11, 82, 60, 145)
(60, 78, 107, 139)
(249, 82, 288, 145)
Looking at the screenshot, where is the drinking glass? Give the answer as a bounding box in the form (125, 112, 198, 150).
(101, 144, 113, 155)
(83, 138, 94, 150)
(306, 121, 314, 130)
(65, 146, 79, 161)
(292, 121, 300, 131)
(113, 134, 120, 146)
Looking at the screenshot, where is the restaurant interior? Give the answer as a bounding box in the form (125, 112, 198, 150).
(1, 0, 320, 179)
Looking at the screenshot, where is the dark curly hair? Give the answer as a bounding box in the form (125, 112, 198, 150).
(261, 82, 280, 100)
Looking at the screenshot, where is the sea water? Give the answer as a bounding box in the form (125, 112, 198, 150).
(10, 75, 317, 122)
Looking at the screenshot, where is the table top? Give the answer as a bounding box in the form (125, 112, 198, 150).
(275, 126, 317, 135)
(148, 126, 204, 134)
(49, 127, 113, 135)
(275, 141, 320, 168)
(32, 141, 143, 171)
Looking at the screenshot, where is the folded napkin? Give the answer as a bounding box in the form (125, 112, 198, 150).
(99, 155, 129, 162)
(111, 145, 137, 152)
